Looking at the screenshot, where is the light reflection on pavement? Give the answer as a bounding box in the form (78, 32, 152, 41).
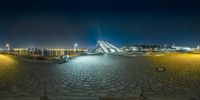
(0, 54, 200, 100)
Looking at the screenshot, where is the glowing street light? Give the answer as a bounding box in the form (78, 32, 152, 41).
(197, 45, 200, 51)
(74, 43, 78, 53)
(6, 44, 10, 51)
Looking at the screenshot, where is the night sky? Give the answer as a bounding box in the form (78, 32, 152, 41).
(0, 0, 200, 48)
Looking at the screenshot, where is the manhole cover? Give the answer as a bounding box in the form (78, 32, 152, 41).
(156, 67, 166, 72)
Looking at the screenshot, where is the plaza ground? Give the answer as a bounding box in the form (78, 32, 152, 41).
(0, 53, 200, 100)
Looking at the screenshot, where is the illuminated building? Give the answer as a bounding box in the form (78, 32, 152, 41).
(43, 48, 87, 57)
(13, 48, 29, 55)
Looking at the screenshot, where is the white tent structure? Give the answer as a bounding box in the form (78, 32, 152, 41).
(96, 41, 122, 53)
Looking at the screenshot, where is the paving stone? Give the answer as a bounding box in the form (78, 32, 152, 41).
(1, 54, 200, 99)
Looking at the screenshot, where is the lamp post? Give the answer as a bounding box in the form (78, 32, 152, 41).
(6, 44, 10, 51)
(74, 43, 78, 53)
(6, 44, 10, 54)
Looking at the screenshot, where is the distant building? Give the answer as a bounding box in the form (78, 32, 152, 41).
(129, 46, 139, 51)
(196, 45, 200, 51)
(43, 49, 66, 57)
(171, 45, 193, 52)
(43, 48, 87, 57)
(159, 44, 193, 52)
(120, 46, 132, 52)
(12, 48, 29, 55)
(12, 48, 42, 56)
(121, 45, 160, 52)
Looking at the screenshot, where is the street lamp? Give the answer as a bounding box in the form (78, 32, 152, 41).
(74, 43, 78, 53)
(197, 45, 200, 51)
(6, 44, 10, 51)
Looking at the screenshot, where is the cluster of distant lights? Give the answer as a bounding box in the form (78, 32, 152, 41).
(0, 43, 89, 53)
(1, 43, 200, 52)
(0, 43, 75, 50)
(0, 44, 9, 51)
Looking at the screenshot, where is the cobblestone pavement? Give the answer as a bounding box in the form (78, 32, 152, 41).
(0, 53, 200, 100)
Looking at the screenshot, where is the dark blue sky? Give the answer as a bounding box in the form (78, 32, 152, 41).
(0, 0, 200, 48)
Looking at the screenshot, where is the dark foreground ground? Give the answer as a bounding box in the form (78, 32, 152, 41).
(0, 53, 200, 100)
